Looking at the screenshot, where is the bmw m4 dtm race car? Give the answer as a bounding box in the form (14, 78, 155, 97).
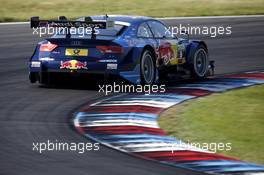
(29, 15, 214, 85)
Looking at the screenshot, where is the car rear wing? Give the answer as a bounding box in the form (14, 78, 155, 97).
(30, 16, 110, 29)
(30, 16, 114, 39)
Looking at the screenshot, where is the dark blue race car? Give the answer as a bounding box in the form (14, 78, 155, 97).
(29, 15, 214, 85)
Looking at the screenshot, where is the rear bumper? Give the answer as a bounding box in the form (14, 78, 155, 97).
(29, 60, 119, 74)
(29, 60, 141, 84)
(29, 71, 124, 85)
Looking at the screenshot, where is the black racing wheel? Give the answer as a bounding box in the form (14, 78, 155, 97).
(140, 50, 156, 85)
(190, 45, 209, 78)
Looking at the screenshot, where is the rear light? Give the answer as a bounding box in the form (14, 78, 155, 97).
(40, 42, 58, 52)
(96, 46, 123, 54)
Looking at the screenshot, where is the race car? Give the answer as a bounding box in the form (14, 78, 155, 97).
(29, 15, 214, 85)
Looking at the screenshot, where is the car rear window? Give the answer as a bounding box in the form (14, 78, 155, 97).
(96, 24, 125, 36)
(54, 24, 125, 39)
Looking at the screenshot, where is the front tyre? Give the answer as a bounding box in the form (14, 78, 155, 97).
(140, 50, 155, 85)
(191, 45, 209, 79)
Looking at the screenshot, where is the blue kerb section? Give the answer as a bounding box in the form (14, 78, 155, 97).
(168, 160, 264, 173)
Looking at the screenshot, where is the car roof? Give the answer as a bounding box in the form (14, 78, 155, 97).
(89, 15, 153, 24)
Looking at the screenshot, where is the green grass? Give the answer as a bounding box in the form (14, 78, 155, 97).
(159, 85, 264, 164)
(0, 0, 264, 22)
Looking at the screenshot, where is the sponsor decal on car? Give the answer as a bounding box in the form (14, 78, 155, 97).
(39, 57, 54, 61)
(157, 41, 186, 66)
(169, 44, 186, 65)
(98, 59, 117, 63)
(60, 60, 87, 70)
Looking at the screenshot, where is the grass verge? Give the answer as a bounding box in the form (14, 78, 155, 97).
(159, 85, 264, 164)
(0, 0, 264, 22)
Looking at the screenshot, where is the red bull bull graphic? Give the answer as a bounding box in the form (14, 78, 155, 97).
(157, 40, 186, 66)
(60, 60, 87, 70)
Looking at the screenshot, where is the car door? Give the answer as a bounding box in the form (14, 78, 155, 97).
(147, 20, 186, 67)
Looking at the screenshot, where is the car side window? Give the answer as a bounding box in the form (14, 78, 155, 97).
(148, 21, 172, 39)
(137, 22, 153, 38)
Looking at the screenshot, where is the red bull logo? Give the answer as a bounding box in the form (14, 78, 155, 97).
(60, 60, 87, 70)
(159, 43, 175, 65)
(157, 41, 186, 66)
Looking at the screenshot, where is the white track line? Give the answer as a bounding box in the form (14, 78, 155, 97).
(0, 15, 263, 25)
(0, 22, 29, 25)
(158, 14, 264, 20)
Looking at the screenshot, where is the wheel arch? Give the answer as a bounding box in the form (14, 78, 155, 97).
(142, 45, 156, 61)
(186, 40, 208, 64)
(186, 40, 209, 78)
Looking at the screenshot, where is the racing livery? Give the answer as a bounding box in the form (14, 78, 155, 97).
(29, 15, 214, 85)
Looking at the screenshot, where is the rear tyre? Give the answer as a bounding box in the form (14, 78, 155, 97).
(190, 45, 209, 79)
(39, 72, 50, 85)
(140, 50, 155, 85)
(29, 72, 38, 83)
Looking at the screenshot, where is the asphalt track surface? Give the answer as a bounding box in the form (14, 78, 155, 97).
(0, 16, 263, 175)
